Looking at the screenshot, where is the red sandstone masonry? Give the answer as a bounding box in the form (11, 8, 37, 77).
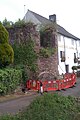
(7, 25, 58, 79)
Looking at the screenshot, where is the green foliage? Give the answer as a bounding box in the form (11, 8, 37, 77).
(0, 22, 9, 43)
(0, 68, 22, 95)
(0, 23, 14, 67)
(40, 25, 55, 48)
(0, 93, 80, 120)
(2, 18, 13, 28)
(72, 66, 77, 70)
(0, 43, 14, 67)
(0, 114, 16, 120)
(12, 40, 38, 72)
(14, 21, 35, 30)
(14, 65, 29, 84)
(19, 94, 79, 120)
(39, 47, 56, 58)
(14, 19, 26, 27)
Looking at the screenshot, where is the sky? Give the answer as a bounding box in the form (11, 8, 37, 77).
(0, 0, 80, 38)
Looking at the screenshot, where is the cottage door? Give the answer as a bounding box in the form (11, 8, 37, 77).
(65, 65, 69, 73)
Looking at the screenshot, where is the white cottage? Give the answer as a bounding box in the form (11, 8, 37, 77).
(23, 10, 80, 74)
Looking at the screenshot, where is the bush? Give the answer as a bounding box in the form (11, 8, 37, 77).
(0, 68, 22, 95)
(39, 47, 55, 58)
(0, 93, 80, 120)
(0, 22, 14, 68)
(0, 22, 9, 43)
(14, 19, 25, 27)
(72, 66, 77, 70)
(19, 94, 79, 120)
(0, 43, 14, 67)
(14, 65, 29, 84)
(12, 40, 37, 72)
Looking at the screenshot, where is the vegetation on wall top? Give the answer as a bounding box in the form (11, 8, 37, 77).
(39, 25, 57, 57)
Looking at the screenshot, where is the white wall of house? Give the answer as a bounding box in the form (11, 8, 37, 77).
(58, 34, 80, 74)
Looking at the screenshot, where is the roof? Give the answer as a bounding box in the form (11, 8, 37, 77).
(27, 10, 80, 40)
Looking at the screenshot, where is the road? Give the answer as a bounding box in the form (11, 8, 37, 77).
(0, 92, 39, 115)
(57, 77, 80, 97)
(0, 78, 80, 115)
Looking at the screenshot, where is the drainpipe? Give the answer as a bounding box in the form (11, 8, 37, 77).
(76, 40, 78, 73)
(63, 36, 66, 73)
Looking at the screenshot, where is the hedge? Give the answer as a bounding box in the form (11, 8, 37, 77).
(0, 68, 22, 95)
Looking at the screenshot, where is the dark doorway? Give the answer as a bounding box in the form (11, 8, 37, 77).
(65, 65, 69, 73)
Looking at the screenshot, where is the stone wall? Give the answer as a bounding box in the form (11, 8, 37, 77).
(7, 24, 40, 53)
(7, 25, 58, 79)
(38, 31, 58, 80)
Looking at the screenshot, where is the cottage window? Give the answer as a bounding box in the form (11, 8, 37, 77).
(74, 53, 76, 58)
(74, 53, 77, 63)
(58, 35, 61, 41)
(79, 53, 80, 58)
(79, 41, 80, 46)
(78, 53, 80, 64)
(60, 51, 65, 58)
(71, 39, 74, 45)
(60, 51, 65, 62)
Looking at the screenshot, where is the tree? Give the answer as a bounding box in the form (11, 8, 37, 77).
(0, 22, 14, 68)
(2, 18, 13, 28)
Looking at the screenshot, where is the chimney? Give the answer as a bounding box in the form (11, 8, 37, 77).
(49, 14, 56, 22)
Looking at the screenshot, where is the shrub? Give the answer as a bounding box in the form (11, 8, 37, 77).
(18, 94, 80, 120)
(39, 47, 55, 58)
(0, 43, 14, 67)
(14, 19, 26, 27)
(0, 94, 80, 120)
(0, 68, 22, 95)
(12, 40, 38, 72)
(0, 23, 14, 68)
(72, 66, 77, 70)
(0, 22, 9, 43)
(14, 65, 29, 84)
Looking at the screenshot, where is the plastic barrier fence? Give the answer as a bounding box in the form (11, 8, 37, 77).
(26, 73, 76, 92)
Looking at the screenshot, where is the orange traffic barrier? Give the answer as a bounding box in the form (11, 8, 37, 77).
(42, 80, 59, 92)
(26, 73, 76, 92)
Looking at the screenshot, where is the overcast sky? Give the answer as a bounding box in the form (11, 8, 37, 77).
(0, 0, 80, 38)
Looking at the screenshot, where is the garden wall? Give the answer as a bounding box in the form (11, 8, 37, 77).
(7, 24, 58, 79)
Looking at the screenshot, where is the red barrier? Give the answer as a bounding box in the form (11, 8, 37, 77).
(42, 80, 59, 92)
(26, 73, 76, 92)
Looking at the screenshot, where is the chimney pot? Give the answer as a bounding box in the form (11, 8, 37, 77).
(49, 14, 56, 22)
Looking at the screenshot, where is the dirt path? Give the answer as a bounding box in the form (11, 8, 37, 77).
(0, 78, 80, 115)
(0, 92, 39, 115)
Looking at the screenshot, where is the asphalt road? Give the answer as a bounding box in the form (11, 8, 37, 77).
(0, 93, 39, 115)
(0, 78, 80, 115)
(57, 77, 80, 97)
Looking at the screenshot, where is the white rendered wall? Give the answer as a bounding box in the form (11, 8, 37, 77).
(58, 34, 79, 74)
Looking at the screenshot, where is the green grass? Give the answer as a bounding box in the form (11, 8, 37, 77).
(0, 93, 80, 120)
